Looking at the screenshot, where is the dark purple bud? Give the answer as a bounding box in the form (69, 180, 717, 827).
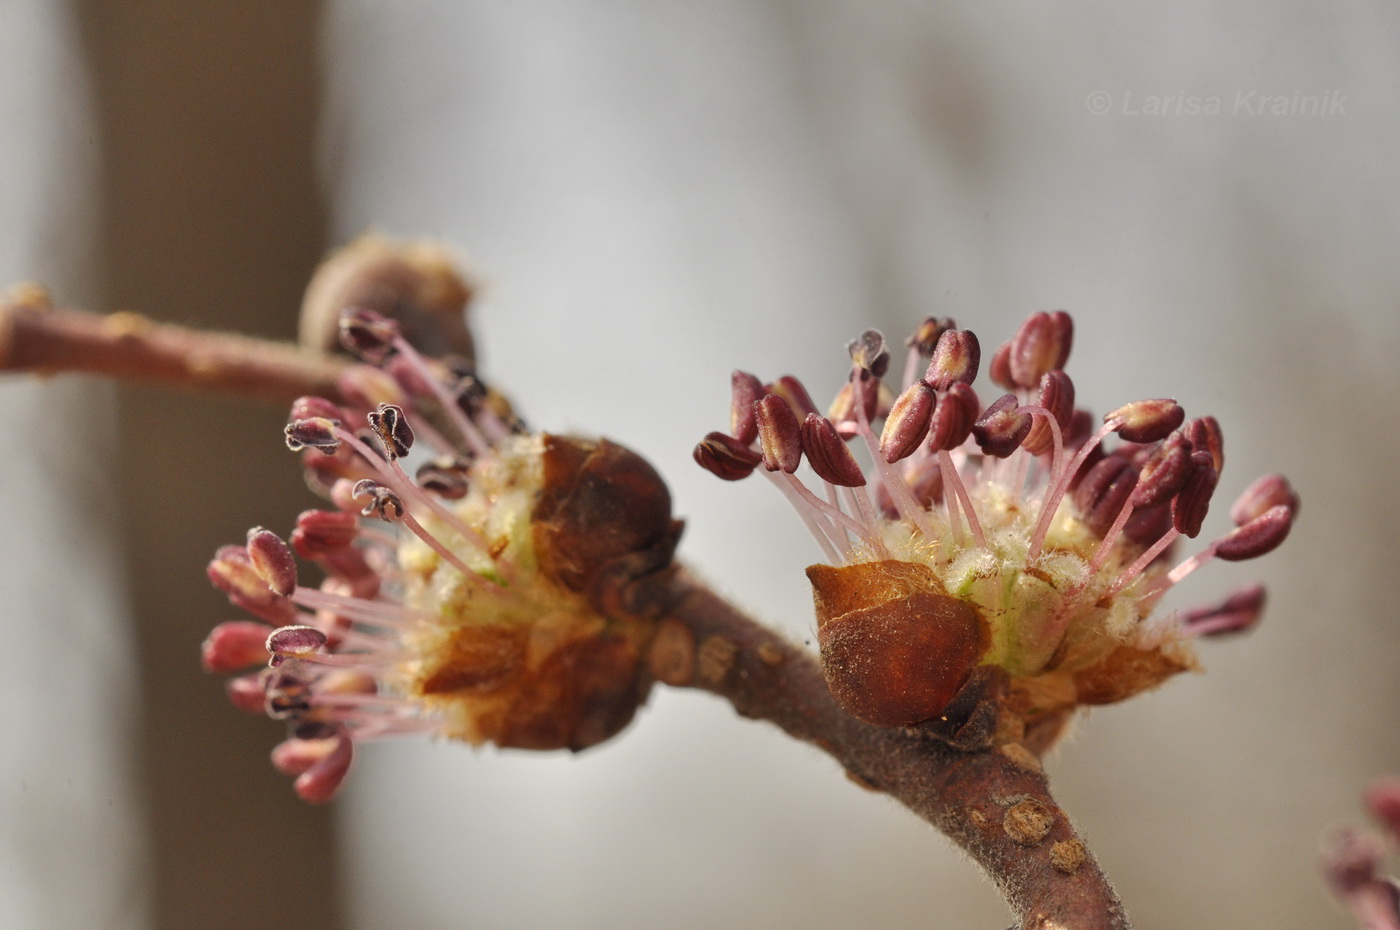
(1022, 370, 1076, 456)
(1181, 584, 1266, 637)
(1106, 398, 1185, 444)
(1214, 504, 1293, 561)
(1073, 454, 1139, 537)
(415, 457, 472, 499)
(294, 734, 354, 804)
(338, 307, 400, 362)
(846, 328, 890, 378)
(693, 431, 763, 481)
(1230, 473, 1299, 526)
(924, 329, 981, 391)
(1185, 416, 1224, 472)
(1008, 310, 1073, 388)
(290, 510, 360, 558)
(225, 673, 268, 714)
(367, 403, 415, 460)
(266, 624, 328, 658)
(880, 381, 935, 463)
(1132, 433, 1194, 509)
(926, 382, 978, 452)
(905, 317, 957, 357)
(989, 342, 1016, 391)
(1171, 450, 1219, 538)
(246, 527, 299, 597)
(755, 394, 803, 473)
(971, 393, 1033, 459)
(768, 375, 819, 420)
(285, 417, 343, 454)
(351, 479, 405, 521)
(289, 396, 348, 424)
(800, 414, 867, 487)
(730, 370, 765, 445)
(201, 621, 274, 673)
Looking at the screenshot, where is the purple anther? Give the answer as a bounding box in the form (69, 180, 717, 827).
(351, 479, 405, 521)
(800, 413, 867, 487)
(1229, 473, 1299, 526)
(926, 382, 978, 452)
(879, 381, 936, 464)
(1366, 778, 1400, 846)
(826, 377, 879, 434)
(755, 394, 803, 474)
(905, 316, 957, 357)
(267, 624, 328, 658)
(290, 510, 360, 558)
(1022, 370, 1076, 456)
(846, 329, 890, 378)
(768, 375, 819, 420)
(1214, 504, 1293, 561)
(415, 457, 472, 499)
(284, 417, 343, 454)
(201, 621, 274, 673)
(225, 673, 269, 714)
(294, 734, 354, 804)
(1185, 416, 1224, 471)
(1008, 310, 1073, 388)
(924, 329, 981, 391)
(289, 396, 348, 425)
(971, 393, 1033, 459)
(1106, 398, 1185, 444)
(730, 371, 765, 445)
(338, 307, 401, 362)
(367, 403, 415, 460)
(1171, 450, 1219, 538)
(1131, 433, 1193, 509)
(246, 527, 298, 597)
(989, 341, 1016, 391)
(1181, 583, 1266, 637)
(1123, 502, 1174, 547)
(693, 431, 763, 481)
(1073, 454, 1139, 537)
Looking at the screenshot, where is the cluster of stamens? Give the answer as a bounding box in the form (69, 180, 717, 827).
(695, 311, 1296, 729)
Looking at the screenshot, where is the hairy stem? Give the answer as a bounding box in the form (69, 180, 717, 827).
(663, 571, 1130, 930)
(0, 296, 347, 403)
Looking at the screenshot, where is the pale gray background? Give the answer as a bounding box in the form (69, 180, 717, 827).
(6, 3, 1400, 928)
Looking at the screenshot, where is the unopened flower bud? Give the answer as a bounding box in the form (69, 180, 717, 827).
(693, 431, 762, 481)
(1106, 398, 1185, 444)
(1214, 504, 1293, 561)
(880, 381, 935, 464)
(1230, 473, 1299, 526)
(801, 414, 867, 487)
(755, 394, 803, 473)
(924, 329, 981, 391)
(846, 328, 890, 378)
(1008, 310, 1073, 388)
(730, 370, 765, 445)
(926, 382, 978, 452)
(972, 393, 1032, 459)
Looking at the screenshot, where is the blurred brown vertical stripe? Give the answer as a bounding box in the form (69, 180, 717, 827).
(72, 5, 340, 930)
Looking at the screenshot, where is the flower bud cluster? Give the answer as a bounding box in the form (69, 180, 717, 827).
(694, 311, 1296, 747)
(204, 307, 680, 802)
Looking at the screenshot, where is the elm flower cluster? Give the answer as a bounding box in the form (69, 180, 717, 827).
(203, 309, 681, 802)
(695, 312, 1296, 749)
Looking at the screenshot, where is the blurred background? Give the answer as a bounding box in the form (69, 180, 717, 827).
(3, 2, 1399, 928)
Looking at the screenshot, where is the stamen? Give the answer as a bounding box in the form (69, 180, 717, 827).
(730, 371, 764, 445)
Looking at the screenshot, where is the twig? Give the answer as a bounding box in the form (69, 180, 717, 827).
(0, 294, 347, 404)
(1, 296, 1130, 928)
(663, 571, 1130, 930)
